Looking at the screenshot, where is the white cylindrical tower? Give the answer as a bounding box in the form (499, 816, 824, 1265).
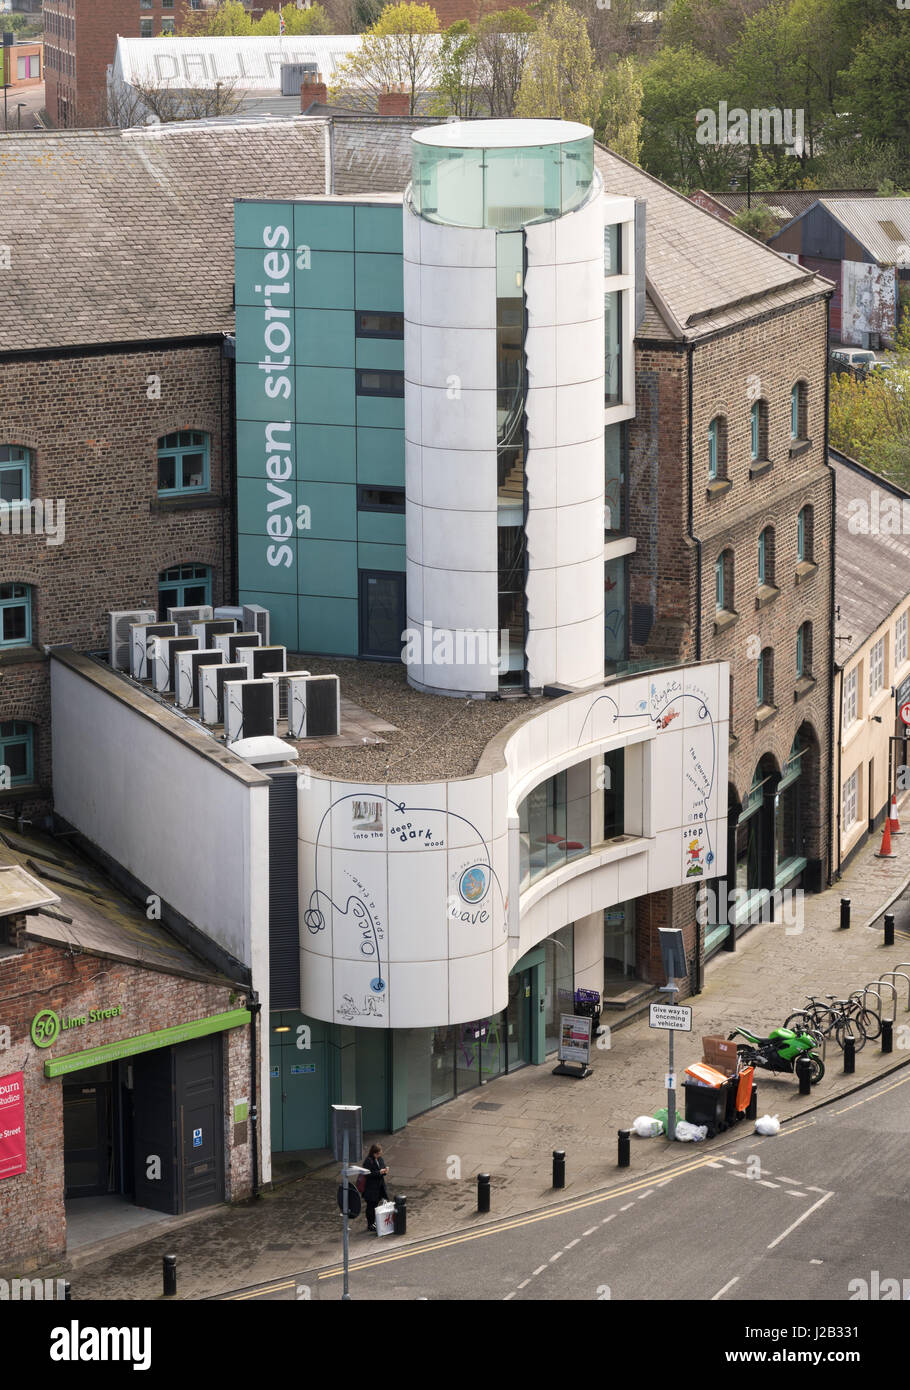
(404, 120, 606, 697)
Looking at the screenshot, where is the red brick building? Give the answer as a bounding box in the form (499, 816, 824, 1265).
(43, 0, 284, 126)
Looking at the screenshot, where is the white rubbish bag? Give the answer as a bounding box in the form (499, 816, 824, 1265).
(673, 1120, 708, 1142)
(375, 1200, 397, 1237)
(754, 1113, 781, 1136)
(632, 1115, 664, 1138)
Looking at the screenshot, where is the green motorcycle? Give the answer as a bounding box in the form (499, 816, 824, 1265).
(728, 1025, 825, 1084)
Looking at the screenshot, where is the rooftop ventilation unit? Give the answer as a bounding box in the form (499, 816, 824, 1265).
(199, 662, 248, 725)
(130, 622, 177, 681)
(108, 609, 156, 671)
(214, 606, 244, 623)
(265, 669, 309, 726)
(240, 645, 287, 681)
(227, 734, 299, 766)
(281, 60, 319, 96)
(214, 630, 261, 662)
(288, 673, 341, 738)
(242, 603, 270, 646)
(224, 678, 279, 743)
(150, 635, 199, 693)
(167, 604, 213, 636)
(175, 648, 223, 710)
(190, 618, 237, 646)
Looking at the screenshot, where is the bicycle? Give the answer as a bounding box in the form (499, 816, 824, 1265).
(784, 994, 878, 1052)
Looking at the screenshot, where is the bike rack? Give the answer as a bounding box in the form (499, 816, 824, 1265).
(891, 965, 910, 1010)
(868, 978, 898, 1024)
(855, 986, 883, 1019)
(878, 971, 910, 1012)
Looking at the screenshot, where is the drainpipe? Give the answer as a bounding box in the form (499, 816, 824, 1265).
(248, 992, 261, 1199)
(825, 297, 837, 885)
(686, 341, 701, 660)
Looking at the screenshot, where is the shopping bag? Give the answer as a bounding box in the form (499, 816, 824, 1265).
(355, 1173, 367, 1194)
(375, 1200, 397, 1237)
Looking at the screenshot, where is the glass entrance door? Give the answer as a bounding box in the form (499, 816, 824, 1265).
(506, 969, 531, 1070)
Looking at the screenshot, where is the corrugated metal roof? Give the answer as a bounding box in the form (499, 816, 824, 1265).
(817, 197, 910, 266)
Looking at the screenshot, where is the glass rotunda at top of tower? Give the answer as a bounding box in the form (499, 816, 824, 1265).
(409, 119, 595, 232)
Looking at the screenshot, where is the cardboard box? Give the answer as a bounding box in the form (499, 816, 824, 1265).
(702, 1035, 738, 1076)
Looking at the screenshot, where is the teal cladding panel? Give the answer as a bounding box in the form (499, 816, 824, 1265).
(299, 481, 357, 541)
(357, 509, 406, 546)
(294, 203, 354, 253)
(237, 418, 295, 480)
(298, 596, 358, 655)
(355, 204, 404, 254)
(354, 253, 403, 311)
(356, 393, 405, 430)
(296, 367, 355, 426)
(355, 336, 404, 371)
(296, 424, 356, 483)
(357, 542, 406, 573)
(295, 251, 354, 309)
(298, 538, 358, 598)
(356, 427, 405, 485)
(239, 589, 300, 651)
(294, 309, 355, 368)
(238, 532, 298, 596)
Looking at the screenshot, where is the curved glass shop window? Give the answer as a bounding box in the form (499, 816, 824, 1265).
(411, 132, 594, 230)
(519, 766, 591, 891)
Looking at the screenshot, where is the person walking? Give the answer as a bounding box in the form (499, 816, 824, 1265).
(362, 1142, 389, 1233)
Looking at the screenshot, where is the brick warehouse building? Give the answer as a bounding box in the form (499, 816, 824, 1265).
(0, 826, 255, 1270)
(0, 121, 327, 821)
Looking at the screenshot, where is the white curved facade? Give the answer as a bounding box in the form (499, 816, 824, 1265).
(298, 663, 730, 1029)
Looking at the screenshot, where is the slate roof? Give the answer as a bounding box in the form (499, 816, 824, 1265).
(0, 825, 236, 985)
(0, 120, 326, 354)
(833, 452, 910, 664)
(0, 114, 831, 355)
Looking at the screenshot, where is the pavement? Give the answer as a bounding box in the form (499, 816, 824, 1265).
(42, 806, 910, 1301)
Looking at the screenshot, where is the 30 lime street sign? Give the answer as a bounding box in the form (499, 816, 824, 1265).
(30, 1006, 123, 1049)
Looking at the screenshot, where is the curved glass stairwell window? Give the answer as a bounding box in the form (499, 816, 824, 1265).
(497, 231, 526, 686)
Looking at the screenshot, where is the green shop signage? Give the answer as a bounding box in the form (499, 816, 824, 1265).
(43, 1009, 251, 1078)
(31, 1006, 122, 1049)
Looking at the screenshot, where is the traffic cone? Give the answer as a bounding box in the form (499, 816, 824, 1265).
(875, 816, 898, 858)
(889, 794, 903, 834)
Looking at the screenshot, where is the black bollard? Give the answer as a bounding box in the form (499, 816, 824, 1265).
(840, 898, 851, 930)
(617, 1129, 630, 1168)
(394, 1194, 407, 1236)
(746, 1084, 758, 1120)
(552, 1149, 566, 1190)
(477, 1173, 491, 1214)
(843, 1035, 856, 1074)
(884, 913, 895, 947)
(796, 1056, 812, 1095)
(163, 1254, 177, 1298)
(62, 1281, 71, 1302)
(882, 1019, 894, 1054)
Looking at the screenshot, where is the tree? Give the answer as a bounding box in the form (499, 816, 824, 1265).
(254, 5, 335, 33)
(180, 1, 253, 35)
(843, 24, 910, 161)
(638, 44, 736, 189)
(514, 0, 600, 125)
(474, 8, 537, 118)
(331, 3, 440, 114)
(104, 76, 244, 127)
(595, 58, 643, 163)
(730, 203, 778, 239)
(828, 367, 910, 486)
(432, 20, 483, 117)
(661, 0, 768, 64)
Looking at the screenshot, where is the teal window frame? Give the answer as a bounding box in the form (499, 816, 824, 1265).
(157, 430, 210, 497)
(0, 583, 31, 647)
(715, 555, 724, 611)
(157, 564, 212, 617)
(756, 652, 764, 705)
(708, 419, 718, 480)
(750, 402, 759, 460)
(797, 507, 806, 563)
(757, 530, 766, 585)
(796, 624, 805, 676)
(790, 384, 799, 439)
(0, 720, 34, 786)
(0, 445, 31, 505)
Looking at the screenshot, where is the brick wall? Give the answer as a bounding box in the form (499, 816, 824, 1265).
(0, 934, 253, 1271)
(0, 343, 234, 813)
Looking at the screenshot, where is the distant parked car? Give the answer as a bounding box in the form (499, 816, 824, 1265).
(829, 348, 877, 380)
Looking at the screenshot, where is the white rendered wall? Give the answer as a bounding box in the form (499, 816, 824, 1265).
(524, 183, 607, 690)
(404, 206, 500, 694)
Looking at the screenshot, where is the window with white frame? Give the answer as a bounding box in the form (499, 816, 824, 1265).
(869, 636, 885, 697)
(843, 667, 858, 726)
(842, 769, 859, 830)
(896, 610, 908, 669)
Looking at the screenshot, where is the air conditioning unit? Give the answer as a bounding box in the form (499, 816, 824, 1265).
(224, 678, 279, 743)
(214, 606, 244, 623)
(130, 622, 177, 681)
(108, 609, 156, 671)
(214, 630, 262, 663)
(264, 669, 309, 726)
(200, 662, 248, 725)
(190, 618, 237, 646)
(288, 673, 341, 738)
(240, 645, 287, 681)
(175, 648, 223, 710)
(150, 635, 199, 693)
(167, 604, 213, 636)
(242, 603, 270, 646)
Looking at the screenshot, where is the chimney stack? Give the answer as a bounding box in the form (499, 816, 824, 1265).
(377, 83, 411, 117)
(300, 71, 328, 113)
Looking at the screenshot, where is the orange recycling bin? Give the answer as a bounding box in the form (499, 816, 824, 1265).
(735, 1065, 755, 1112)
(684, 1061, 729, 1088)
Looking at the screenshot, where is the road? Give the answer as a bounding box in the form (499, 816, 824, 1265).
(220, 1064, 910, 1304)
